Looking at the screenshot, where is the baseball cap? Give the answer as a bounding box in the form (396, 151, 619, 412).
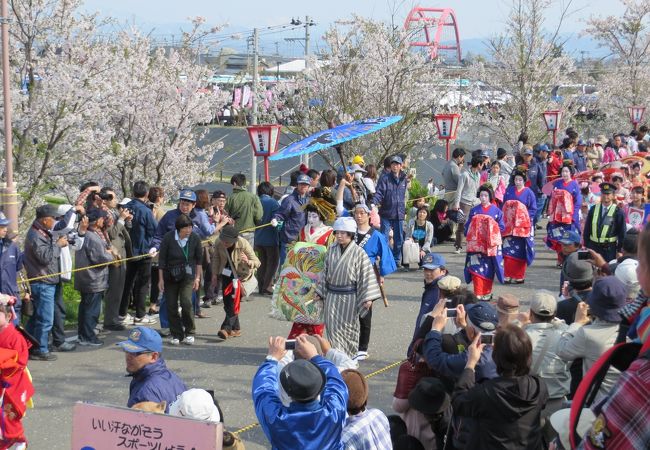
(530, 290, 557, 316)
(577, 139, 587, 146)
(297, 174, 311, 185)
(56, 204, 73, 217)
(465, 302, 498, 332)
(587, 276, 627, 322)
(117, 327, 163, 353)
(0, 212, 9, 227)
(280, 359, 326, 403)
(422, 253, 445, 270)
(558, 230, 581, 246)
(35, 204, 60, 219)
(169, 389, 221, 423)
(352, 155, 365, 165)
(523, 148, 533, 155)
(118, 197, 132, 206)
(179, 189, 197, 202)
(390, 155, 403, 165)
(538, 144, 549, 152)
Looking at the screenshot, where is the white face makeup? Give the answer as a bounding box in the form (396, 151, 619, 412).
(479, 191, 490, 205)
(307, 211, 321, 227)
(514, 176, 524, 188)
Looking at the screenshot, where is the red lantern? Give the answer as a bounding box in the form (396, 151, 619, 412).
(246, 124, 282, 181)
(434, 113, 461, 160)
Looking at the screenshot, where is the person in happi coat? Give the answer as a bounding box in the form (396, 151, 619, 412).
(546, 161, 582, 267)
(316, 217, 381, 359)
(352, 203, 396, 361)
(502, 168, 537, 284)
(464, 184, 505, 300)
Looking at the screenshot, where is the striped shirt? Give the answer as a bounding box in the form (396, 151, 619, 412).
(341, 408, 392, 450)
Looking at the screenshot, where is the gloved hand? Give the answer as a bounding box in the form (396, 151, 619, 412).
(270, 218, 278, 227)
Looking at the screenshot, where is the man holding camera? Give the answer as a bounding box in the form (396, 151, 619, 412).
(24, 205, 70, 361)
(583, 182, 626, 263)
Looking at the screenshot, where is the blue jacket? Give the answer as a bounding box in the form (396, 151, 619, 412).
(255, 195, 280, 247)
(412, 277, 443, 342)
(273, 190, 308, 243)
(147, 208, 204, 251)
(0, 238, 22, 297)
(126, 199, 157, 256)
(192, 207, 216, 238)
(374, 171, 408, 220)
(127, 358, 187, 413)
(423, 330, 498, 382)
(573, 151, 587, 172)
(253, 355, 347, 450)
(526, 161, 545, 197)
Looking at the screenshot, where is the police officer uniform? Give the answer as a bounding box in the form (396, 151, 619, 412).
(583, 182, 626, 262)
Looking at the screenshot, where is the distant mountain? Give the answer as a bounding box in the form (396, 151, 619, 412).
(456, 32, 609, 60)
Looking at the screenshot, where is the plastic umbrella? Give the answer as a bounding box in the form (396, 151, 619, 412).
(269, 116, 403, 164)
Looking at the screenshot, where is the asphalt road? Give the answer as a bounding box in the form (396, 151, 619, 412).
(24, 229, 560, 450)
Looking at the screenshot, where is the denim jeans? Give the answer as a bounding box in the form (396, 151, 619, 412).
(380, 218, 404, 265)
(534, 195, 546, 226)
(52, 283, 67, 347)
(26, 282, 56, 354)
(78, 291, 104, 343)
(159, 294, 169, 328)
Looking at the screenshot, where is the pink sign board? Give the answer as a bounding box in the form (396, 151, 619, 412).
(72, 402, 222, 450)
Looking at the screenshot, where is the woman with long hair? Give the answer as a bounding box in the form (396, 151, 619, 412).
(429, 199, 453, 244)
(481, 161, 507, 206)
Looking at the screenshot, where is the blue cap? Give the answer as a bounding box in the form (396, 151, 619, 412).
(465, 303, 498, 332)
(179, 189, 197, 202)
(297, 174, 311, 185)
(523, 148, 533, 155)
(117, 327, 163, 353)
(422, 253, 445, 270)
(538, 144, 549, 152)
(558, 230, 581, 245)
(390, 155, 403, 165)
(0, 212, 9, 227)
(577, 139, 586, 146)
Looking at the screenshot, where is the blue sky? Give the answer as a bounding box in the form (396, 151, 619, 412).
(82, 0, 621, 55)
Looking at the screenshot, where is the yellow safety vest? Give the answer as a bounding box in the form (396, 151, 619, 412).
(590, 203, 618, 244)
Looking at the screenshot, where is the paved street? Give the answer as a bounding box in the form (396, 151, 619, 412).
(24, 230, 561, 449)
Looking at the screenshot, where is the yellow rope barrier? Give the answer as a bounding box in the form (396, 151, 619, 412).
(231, 358, 405, 436)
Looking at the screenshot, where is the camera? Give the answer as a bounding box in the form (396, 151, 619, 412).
(577, 250, 590, 260)
(285, 340, 296, 350)
(67, 231, 79, 246)
(447, 308, 457, 318)
(481, 333, 494, 345)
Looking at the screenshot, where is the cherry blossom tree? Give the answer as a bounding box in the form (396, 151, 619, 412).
(273, 16, 449, 166)
(467, 0, 578, 148)
(0, 1, 227, 223)
(585, 0, 650, 132)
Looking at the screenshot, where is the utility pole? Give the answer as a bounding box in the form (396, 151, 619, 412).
(0, 0, 17, 234)
(302, 16, 312, 168)
(250, 28, 259, 193)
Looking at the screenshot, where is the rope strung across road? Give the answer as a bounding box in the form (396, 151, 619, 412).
(231, 358, 406, 436)
(21, 223, 273, 283)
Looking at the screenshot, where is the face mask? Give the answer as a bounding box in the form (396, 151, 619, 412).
(307, 212, 321, 227)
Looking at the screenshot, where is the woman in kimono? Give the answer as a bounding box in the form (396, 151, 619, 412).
(464, 184, 505, 300)
(546, 161, 582, 267)
(353, 203, 396, 361)
(316, 217, 382, 358)
(284, 202, 335, 339)
(501, 168, 536, 284)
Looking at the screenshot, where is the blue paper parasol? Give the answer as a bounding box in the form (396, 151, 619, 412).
(269, 116, 403, 161)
